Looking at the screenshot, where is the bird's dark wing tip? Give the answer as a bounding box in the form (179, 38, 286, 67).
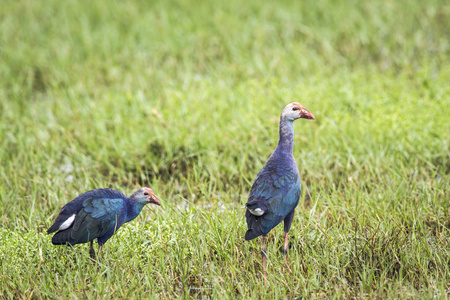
(47, 224, 58, 234)
(245, 230, 261, 241)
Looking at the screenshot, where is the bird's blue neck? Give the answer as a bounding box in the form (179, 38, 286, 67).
(126, 201, 146, 223)
(276, 118, 295, 155)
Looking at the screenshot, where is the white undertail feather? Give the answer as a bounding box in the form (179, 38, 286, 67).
(249, 208, 265, 216)
(58, 214, 76, 231)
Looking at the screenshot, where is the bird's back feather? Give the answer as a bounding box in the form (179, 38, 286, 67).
(245, 158, 301, 240)
(48, 189, 128, 245)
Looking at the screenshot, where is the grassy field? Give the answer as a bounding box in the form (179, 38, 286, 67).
(1, 0, 449, 298)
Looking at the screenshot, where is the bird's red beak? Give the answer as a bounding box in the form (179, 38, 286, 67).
(150, 194, 161, 206)
(300, 108, 315, 120)
(148, 190, 161, 206)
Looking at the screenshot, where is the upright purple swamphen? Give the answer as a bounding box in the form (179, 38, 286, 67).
(47, 187, 160, 259)
(245, 102, 314, 282)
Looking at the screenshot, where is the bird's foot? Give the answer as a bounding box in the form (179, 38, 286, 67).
(279, 245, 290, 255)
(263, 276, 268, 287)
(285, 261, 292, 274)
(284, 251, 292, 274)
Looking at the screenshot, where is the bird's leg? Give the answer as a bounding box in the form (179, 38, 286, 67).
(283, 232, 289, 254)
(283, 232, 291, 273)
(89, 240, 96, 260)
(282, 211, 295, 273)
(261, 235, 268, 286)
(98, 245, 103, 262)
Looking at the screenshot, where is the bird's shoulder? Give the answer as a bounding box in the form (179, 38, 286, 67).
(250, 161, 299, 195)
(81, 188, 127, 201)
(59, 189, 125, 214)
(81, 190, 127, 219)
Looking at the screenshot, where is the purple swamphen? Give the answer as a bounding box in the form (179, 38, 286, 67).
(47, 187, 160, 259)
(245, 102, 314, 283)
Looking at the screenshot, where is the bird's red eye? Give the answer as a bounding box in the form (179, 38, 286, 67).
(292, 107, 299, 111)
(144, 192, 149, 196)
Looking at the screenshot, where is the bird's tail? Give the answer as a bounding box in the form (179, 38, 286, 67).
(245, 229, 262, 240)
(51, 230, 77, 245)
(245, 210, 264, 240)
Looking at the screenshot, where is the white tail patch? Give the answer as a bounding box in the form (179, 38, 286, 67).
(58, 214, 76, 231)
(249, 208, 265, 216)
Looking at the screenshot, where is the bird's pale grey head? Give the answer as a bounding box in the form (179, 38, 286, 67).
(131, 187, 161, 206)
(281, 102, 315, 121)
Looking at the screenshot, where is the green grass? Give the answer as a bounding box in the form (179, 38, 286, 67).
(1, 0, 449, 298)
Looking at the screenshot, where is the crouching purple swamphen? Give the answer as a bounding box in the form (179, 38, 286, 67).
(47, 187, 160, 260)
(245, 103, 314, 283)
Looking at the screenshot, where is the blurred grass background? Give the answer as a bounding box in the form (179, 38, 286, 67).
(0, 0, 449, 298)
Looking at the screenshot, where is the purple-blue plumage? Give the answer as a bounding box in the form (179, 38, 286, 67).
(47, 187, 160, 259)
(244, 102, 314, 283)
